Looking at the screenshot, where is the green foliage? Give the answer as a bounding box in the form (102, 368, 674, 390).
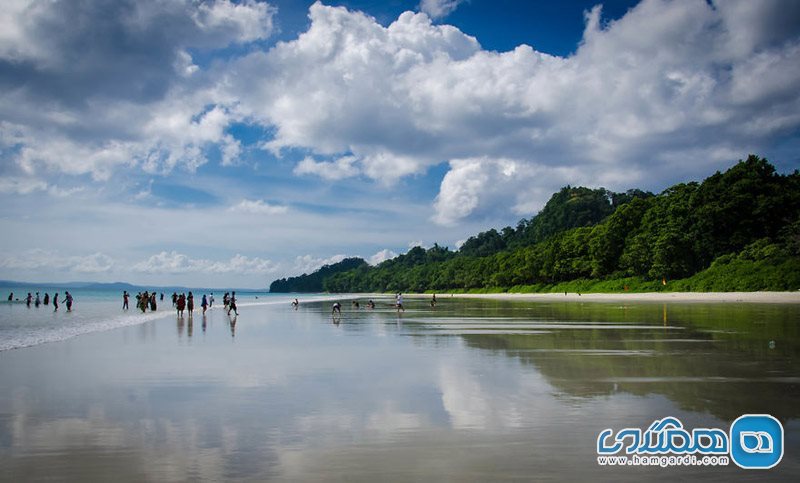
(458, 228, 507, 257)
(590, 196, 653, 277)
(507, 277, 665, 294)
(457, 187, 653, 257)
(689, 155, 800, 266)
(269, 257, 367, 292)
(618, 182, 700, 279)
(269, 156, 800, 294)
(670, 239, 800, 291)
(513, 186, 623, 247)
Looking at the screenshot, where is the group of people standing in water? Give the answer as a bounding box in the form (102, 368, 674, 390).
(123, 290, 237, 317)
(7, 288, 239, 318)
(329, 293, 438, 315)
(7, 291, 73, 311)
(123, 291, 162, 312)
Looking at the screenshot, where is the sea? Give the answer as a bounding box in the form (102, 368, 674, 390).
(0, 286, 332, 352)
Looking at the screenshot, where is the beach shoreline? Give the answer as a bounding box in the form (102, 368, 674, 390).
(2, 294, 799, 480)
(404, 291, 800, 304)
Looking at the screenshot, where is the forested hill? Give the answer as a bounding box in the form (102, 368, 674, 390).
(269, 257, 366, 292)
(270, 156, 800, 293)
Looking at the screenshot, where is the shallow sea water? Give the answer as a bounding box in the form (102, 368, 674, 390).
(0, 296, 798, 481)
(0, 289, 324, 351)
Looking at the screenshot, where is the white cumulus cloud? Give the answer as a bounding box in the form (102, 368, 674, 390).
(293, 156, 361, 180)
(0, 176, 49, 195)
(223, 0, 800, 224)
(432, 158, 588, 226)
(419, 0, 466, 20)
(3, 0, 800, 232)
(0, 0, 276, 181)
(368, 249, 398, 265)
(0, 250, 114, 273)
(131, 251, 278, 275)
(230, 199, 288, 214)
(292, 254, 348, 275)
(194, 0, 276, 44)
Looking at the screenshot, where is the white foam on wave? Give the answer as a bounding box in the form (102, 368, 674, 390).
(232, 294, 345, 308)
(0, 294, 352, 352)
(0, 309, 175, 352)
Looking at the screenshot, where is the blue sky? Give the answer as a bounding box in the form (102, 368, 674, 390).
(1, 0, 799, 288)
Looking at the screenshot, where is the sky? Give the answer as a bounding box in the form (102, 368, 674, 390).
(1, 0, 799, 289)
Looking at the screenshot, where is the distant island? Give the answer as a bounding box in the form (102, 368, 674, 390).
(0, 281, 144, 290)
(270, 155, 800, 294)
(0, 281, 266, 293)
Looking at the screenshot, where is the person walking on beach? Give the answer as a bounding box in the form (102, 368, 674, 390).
(187, 292, 194, 316)
(176, 293, 186, 317)
(431, 294, 436, 307)
(172, 292, 178, 307)
(201, 294, 208, 314)
(227, 291, 238, 316)
(26, 293, 32, 307)
(209, 293, 214, 307)
(396, 293, 404, 312)
(123, 291, 129, 310)
(223, 292, 230, 311)
(35, 292, 40, 308)
(64, 291, 73, 311)
(150, 292, 157, 311)
(53, 292, 59, 311)
(44, 293, 50, 305)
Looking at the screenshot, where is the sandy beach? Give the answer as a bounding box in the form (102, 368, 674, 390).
(1, 295, 799, 480)
(407, 291, 800, 304)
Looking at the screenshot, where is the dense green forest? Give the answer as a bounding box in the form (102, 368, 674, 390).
(269, 156, 800, 293)
(269, 257, 366, 292)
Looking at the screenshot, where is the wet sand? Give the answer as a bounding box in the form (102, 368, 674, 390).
(1, 296, 798, 481)
(410, 291, 800, 304)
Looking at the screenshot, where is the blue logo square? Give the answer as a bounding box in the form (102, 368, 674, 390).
(730, 414, 784, 469)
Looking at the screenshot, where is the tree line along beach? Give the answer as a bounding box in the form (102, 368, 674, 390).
(270, 156, 800, 296)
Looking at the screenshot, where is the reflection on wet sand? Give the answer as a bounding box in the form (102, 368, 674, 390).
(408, 300, 800, 421)
(0, 297, 797, 480)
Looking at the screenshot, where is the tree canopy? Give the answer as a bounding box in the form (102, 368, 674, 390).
(269, 257, 367, 292)
(270, 156, 800, 293)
